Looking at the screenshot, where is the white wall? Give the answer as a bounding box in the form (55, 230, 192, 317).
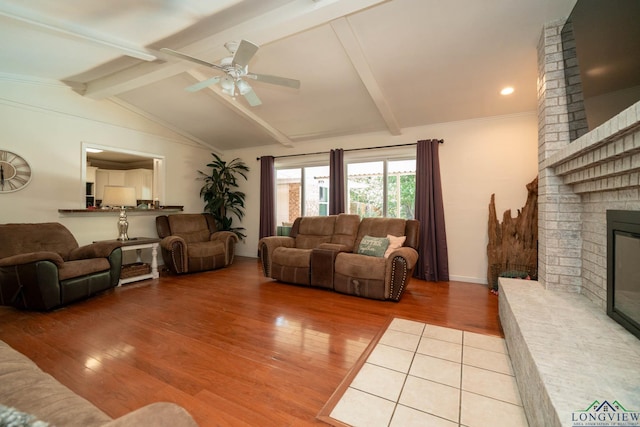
(225, 113, 538, 284)
(0, 76, 538, 283)
(0, 77, 210, 246)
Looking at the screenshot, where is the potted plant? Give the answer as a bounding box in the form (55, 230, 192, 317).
(199, 153, 250, 240)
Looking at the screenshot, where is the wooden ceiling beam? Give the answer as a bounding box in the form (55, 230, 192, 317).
(330, 17, 401, 136)
(83, 0, 390, 100)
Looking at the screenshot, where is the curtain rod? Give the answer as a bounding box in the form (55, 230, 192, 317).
(256, 139, 443, 161)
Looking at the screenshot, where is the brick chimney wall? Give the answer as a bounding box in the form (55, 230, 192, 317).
(537, 20, 640, 310)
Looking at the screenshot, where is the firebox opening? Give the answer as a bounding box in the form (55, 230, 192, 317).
(606, 210, 640, 340)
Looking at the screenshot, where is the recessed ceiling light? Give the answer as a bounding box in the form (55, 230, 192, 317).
(86, 148, 103, 153)
(501, 87, 515, 96)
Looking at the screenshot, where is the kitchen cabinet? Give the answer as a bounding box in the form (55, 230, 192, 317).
(95, 168, 152, 202)
(125, 169, 153, 200)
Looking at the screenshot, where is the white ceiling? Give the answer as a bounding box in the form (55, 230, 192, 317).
(0, 0, 577, 152)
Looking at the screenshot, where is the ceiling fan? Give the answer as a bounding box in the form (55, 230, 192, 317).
(160, 40, 300, 107)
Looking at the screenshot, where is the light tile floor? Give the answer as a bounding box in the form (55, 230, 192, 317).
(328, 318, 529, 427)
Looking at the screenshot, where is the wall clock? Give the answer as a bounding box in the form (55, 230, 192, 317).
(0, 150, 32, 193)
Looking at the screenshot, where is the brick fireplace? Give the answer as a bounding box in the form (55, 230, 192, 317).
(537, 20, 640, 309)
(498, 19, 640, 427)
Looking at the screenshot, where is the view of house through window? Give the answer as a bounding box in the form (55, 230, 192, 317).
(275, 156, 415, 231)
(276, 165, 330, 227)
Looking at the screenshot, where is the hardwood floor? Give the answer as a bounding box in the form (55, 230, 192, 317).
(0, 257, 501, 426)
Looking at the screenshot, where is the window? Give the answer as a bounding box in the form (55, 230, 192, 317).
(276, 165, 330, 225)
(274, 151, 416, 228)
(347, 158, 416, 219)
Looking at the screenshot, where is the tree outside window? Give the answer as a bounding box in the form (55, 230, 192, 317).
(347, 159, 415, 219)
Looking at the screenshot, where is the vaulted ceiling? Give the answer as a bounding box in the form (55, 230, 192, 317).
(0, 0, 577, 153)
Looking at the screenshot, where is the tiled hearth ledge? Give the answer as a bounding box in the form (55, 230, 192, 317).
(499, 279, 640, 427)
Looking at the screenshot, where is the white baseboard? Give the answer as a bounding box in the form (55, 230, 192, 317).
(448, 275, 488, 285)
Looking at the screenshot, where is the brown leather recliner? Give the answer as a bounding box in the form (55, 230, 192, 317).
(156, 213, 237, 274)
(0, 222, 122, 310)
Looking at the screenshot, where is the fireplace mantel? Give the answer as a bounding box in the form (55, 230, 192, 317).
(542, 105, 640, 195)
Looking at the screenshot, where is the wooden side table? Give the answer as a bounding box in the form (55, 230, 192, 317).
(96, 237, 160, 285)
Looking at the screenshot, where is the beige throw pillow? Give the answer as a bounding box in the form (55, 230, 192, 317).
(384, 234, 406, 258)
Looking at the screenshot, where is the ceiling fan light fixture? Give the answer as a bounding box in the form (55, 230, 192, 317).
(221, 76, 235, 92)
(236, 79, 251, 95)
(162, 39, 300, 106)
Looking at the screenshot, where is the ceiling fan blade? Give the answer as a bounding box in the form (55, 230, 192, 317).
(232, 40, 259, 68)
(160, 48, 224, 71)
(246, 72, 300, 89)
(185, 76, 221, 92)
(243, 88, 262, 107)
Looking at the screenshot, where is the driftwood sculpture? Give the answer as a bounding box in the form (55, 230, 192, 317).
(487, 176, 538, 289)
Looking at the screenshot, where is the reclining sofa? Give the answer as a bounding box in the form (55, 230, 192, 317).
(259, 214, 420, 301)
(0, 222, 122, 311)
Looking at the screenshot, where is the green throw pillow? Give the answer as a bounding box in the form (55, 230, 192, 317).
(357, 235, 390, 257)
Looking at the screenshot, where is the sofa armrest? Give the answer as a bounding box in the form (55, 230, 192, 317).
(0, 251, 64, 268)
(69, 241, 122, 260)
(101, 402, 198, 427)
(160, 236, 187, 274)
(258, 236, 295, 277)
(386, 247, 419, 269)
(210, 231, 237, 243)
(211, 231, 238, 265)
(386, 247, 419, 301)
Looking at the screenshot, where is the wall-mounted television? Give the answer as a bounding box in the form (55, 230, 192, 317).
(561, 0, 640, 142)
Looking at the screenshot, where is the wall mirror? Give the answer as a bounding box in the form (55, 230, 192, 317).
(81, 142, 165, 208)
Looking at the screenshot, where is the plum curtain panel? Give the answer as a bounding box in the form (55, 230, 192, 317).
(259, 155, 275, 239)
(329, 149, 345, 214)
(414, 139, 449, 281)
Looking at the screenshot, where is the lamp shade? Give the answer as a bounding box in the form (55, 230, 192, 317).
(102, 186, 137, 207)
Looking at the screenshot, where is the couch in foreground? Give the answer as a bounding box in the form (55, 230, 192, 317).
(0, 222, 122, 311)
(0, 339, 198, 427)
(259, 215, 419, 301)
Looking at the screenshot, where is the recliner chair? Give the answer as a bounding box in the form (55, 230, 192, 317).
(0, 222, 122, 310)
(156, 213, 237, 274)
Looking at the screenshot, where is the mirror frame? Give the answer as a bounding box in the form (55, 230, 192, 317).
(81, 141, 166, 208)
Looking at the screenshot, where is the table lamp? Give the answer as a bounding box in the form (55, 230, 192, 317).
(102, 186, 137, 240)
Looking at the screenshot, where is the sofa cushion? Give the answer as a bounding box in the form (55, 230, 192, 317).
(353, 218, 406, 250)
(167, 215, 210, 243)
(294, 235, 332, 249)
(187, 241, 225, 258)
(0, 223, 79, 261)
(294, 216, 336, 249)
(272, 247, 312, 268)
(297, 216, 336, 236)
(335, 252, 387, 280)
(57, 258, 111, 281)
(330, 214, 360, 251)
(357, 236, 389, 257)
